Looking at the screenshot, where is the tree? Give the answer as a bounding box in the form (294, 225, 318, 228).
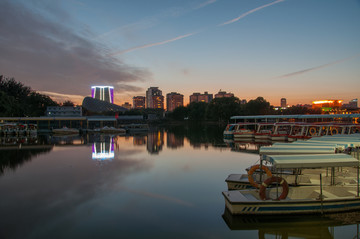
(62, 100, 75, 106)
(206, 97, 242, 122)
(187, 102, 208, 121)
(245, 97, 272, 115)
(0, 75, 59, 116)
(169, 106, 188, 121)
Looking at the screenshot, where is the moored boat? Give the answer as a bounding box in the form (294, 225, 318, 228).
(223, 153, 360, 215)
(52, 127, 79, 135)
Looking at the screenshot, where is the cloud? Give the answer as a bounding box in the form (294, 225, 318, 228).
(38, 91, 86, 104)
(0, 0, 150, 97)
(219, 0, 285, 26)
(276, 54, 360, 79)
(111, 33, 196, 55)
(194, 0, 217, 10)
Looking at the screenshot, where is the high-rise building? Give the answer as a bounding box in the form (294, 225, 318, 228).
(91, 86, 114, 103)
(215, 90, 234, 98)
(133, 96, 146, 109)
(166, 92, 184, 111)
(146, 87, 164, 109)
(189, 91, 213, 103)
(281, 98, 287, 108)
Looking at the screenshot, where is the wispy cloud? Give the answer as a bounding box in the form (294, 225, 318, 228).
(276, 53, 360, 79)
(195, 0, 217, 10)
(219, 0, 285, 26)
(39, 91, 86, 104)
(111, 33, 196, 55)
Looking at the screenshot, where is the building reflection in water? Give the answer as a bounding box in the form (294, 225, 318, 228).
(92, 137, 114, 161)
(147, 130, 164, 154)
(133, 135, 146, 146)
(166, 132, 184, 149)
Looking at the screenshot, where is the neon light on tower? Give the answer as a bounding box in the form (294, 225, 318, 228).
(91, 86, 114, 103)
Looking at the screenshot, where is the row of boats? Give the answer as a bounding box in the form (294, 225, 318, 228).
(222, 134, 360, 215)
(224, 122, 360, 142)
(0, 123, 37, 136)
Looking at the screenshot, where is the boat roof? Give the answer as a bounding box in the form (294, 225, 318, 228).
(230, 114, 360, 120)
(264, 154, 359, 169)
(260, 147, 336, 155)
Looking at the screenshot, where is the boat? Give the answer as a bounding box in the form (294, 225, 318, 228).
(223, 123, 237, 139)
(233, 123, 257, 140)
(124, 124, 149, 133)
(52, 127, 79, 135)
(254, 123, 274, 141)
(223, 153, 360, 215)
(270, 122, 293, 141)
(98, 126, 126, 134)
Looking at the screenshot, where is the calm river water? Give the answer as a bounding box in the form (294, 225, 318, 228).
(0, 124, 359, 239)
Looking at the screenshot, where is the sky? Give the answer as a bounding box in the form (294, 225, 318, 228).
(1, 0, 360, 106)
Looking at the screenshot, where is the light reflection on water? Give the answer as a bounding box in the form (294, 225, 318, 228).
(0, 125, 359, 239)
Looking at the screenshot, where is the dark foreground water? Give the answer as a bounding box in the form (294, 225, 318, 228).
(0, 124, 359, 239)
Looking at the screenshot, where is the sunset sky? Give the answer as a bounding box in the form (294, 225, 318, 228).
(1, 0, 359, 106)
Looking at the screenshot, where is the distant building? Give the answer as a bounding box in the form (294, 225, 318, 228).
(82, 97, 128, 114)
(343, 99, 358, 110)
(46, 106, 82, 117)
(133, 96, 146, 109)
(215, 90, 234, 98)
(240, 99, 247, 104)
(281, 98, 287, 108)
(121, 102, 132, 110)
(91, 86, 114, 103)
(189, 91, 213, 103)
(312, 100, 343, 112)
(146, 87, 164, 109)
(166, 92, 184, 111)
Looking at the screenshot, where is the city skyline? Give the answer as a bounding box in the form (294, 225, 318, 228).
(1, 0, 359, 106)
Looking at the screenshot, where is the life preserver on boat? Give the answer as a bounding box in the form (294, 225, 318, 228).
(259, 176, 289, 200)
(330, 128, 338, 135)
(309, 127, 316, 136)
(247, 164, 272, 188)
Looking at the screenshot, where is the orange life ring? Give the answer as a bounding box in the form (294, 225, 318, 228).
(247, 164, 272, 188)
(309, 127, 316, 136)
(259, 176, 289, 200)
(353, 127, 360, 134)
(330, 128, 338, 135)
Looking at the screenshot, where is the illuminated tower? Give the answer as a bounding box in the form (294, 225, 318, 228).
(91, 86, 114, 103)
(166, 92, 183, 111)
(281, 98, 287, 108)
(146, 87, 164, 109)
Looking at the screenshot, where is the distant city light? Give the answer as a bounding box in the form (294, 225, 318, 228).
(312, 100, 343, 105)
(91, 86, 114, 103)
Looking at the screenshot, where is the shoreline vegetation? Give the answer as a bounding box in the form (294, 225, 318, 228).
(1, 75, 323, 123)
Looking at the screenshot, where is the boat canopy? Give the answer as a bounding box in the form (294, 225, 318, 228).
(260, 147, 336, 155)
(230, 114, 360, 120)
(264, 154, 359, 169)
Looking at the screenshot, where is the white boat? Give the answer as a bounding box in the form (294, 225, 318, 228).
(98, 126, 126, 134)
(223, 154, 360, 215)
(233, 123, 257, 140)
(52, 127, 79, 135)
(124, 124, 149, 133)
(254, 123, 274, 141)
(223, 124, 237, 139)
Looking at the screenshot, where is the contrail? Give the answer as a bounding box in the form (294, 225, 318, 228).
(219, 0, 285, 26)
(110, 32, 196, 55)
(277, 53, 360, 79)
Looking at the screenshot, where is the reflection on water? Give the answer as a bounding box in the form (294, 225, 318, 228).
(92, 137, 114, 161)
(1, 124, 360, 238)
(222, 208, 360, 239)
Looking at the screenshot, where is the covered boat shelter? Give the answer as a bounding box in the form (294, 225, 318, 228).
(230, 114, 360, 124)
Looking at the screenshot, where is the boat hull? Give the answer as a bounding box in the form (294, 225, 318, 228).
(223, 190, 360, 215)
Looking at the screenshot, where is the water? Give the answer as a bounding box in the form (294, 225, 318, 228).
(0, 124, 359, 239)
